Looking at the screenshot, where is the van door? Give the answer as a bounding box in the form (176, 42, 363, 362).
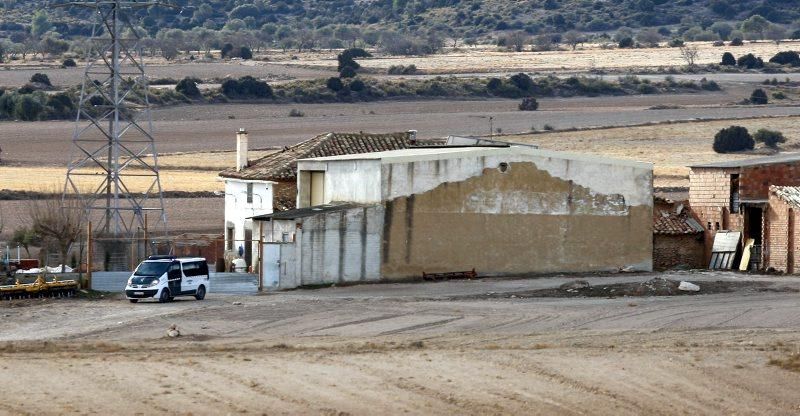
(181, 261, 199, 294)
(167, 262, 182, 296)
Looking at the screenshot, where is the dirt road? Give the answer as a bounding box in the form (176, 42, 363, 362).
(1, 272, 799, 415)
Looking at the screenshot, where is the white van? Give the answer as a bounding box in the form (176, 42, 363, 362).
(125, 256, 209, 303)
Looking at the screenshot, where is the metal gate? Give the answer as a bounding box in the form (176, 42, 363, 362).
(261, 243, 282, 289)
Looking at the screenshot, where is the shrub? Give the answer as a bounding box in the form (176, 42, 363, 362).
(221, 76, 273, 98)
(175, 77, 201, 97)
(700, 78, 721, 91)
(637, 83, 657, 94)
(509, 73, 534, 91)
(486, 78, 502, 90)
(721, 52, 736, 66)
(518, 97, 538, 111)
(29, 73, 51, 86)
(729, 38, 744, 46)
(773, 91, 787, 99)
(618, 37, 634, 48)
(339, 66, 357, 78)
(769, 51, 800, 66)
(713, 126, 754, 153)
(288, 109, 305, 117)
(13, 95, 44, 121)
(221, 43, 235, 58)
(750, 88, 768, 105)
(543, 124, 554, 131)
(668, 38, 684, 47)
(753, 128, 786, 148)
(326, 77, 344, 91)
(387, 64, 418, 75)
(737, 53, 763, 69)
(62, 58, 77, 68)
(239, 46, 253, 60)
(349, 79, 365, 92)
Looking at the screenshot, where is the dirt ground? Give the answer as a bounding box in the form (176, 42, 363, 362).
(0, 272, 798, 415)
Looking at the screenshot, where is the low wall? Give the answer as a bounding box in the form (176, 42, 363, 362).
(91, 272, 258, 294)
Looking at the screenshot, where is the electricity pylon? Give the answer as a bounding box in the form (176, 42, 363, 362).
(60, 1, 175, 237)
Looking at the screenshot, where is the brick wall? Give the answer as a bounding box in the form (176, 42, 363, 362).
(689, 168, 744, 261)
(765, 192, 800, 273)
(741, 163, 800, 200)
(653, 234, 705, 270)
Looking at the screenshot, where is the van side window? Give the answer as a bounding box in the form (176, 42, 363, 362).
(182, 261, 208, 277)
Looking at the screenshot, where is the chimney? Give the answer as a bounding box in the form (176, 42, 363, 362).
(407, 130, 418, 145)
(236, 128, 248, 171)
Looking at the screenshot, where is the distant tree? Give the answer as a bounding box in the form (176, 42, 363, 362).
(239, 46, 253, 60)
(339, 66, 357, 78)
(753, 129, 786, 148)
(792, 30, 800, 40)
(349, 78, 365, 92)
(40, 36, 69, 56)
(721, 52, 736, 66)
(533, 34, 553, 51)
(27, 193, 83, 273)
(10, 227, 41, 258)
(769, 51, 800, 66)
(518, 97, 538, 111)
(326, 77, 344, 91)
(709, 22, 734, 40)
(62, 58, 77, 67)
(618, 37, 634, 48)
(729, 37, 744, 46)
(505, 31, 529, 52)
(30, 73, 51, 86)
(221, 43, 235, 58)
(679, 45, 699, 67)
(750, 88, 768, 105)
(713, 126, 754, 153)
(509, 73, 534, 91)
(765, 25, 787, 44)
(30, 11, 52, 38)
(562, 30, 585, 50)
(741, 15, 770, 40)
(636, 29, 661, 47)
(176, 77, 201, 97)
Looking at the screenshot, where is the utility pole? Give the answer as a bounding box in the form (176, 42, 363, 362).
(60, 0, 176, 240)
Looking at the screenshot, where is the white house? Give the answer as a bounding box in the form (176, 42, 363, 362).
(218, 130, 420, 271)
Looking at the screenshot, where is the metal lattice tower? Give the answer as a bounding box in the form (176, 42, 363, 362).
(61, 0, 171, 237)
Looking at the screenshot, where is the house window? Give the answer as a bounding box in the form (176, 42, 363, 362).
(227, 227, 234, 250)
(730, 174, 740, 213)
(246, 183, 254, 204)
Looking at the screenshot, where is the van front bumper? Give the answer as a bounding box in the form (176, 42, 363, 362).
(126, 289, 158, 298)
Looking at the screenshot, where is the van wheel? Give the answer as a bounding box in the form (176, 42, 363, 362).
(129, 299, 139, 303)
(159, 288, 171, 303)
(195, 285, 206, 300)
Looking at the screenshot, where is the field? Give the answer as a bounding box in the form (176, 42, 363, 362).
(281, 41, 800, 74)
(1, 272, 799, 414)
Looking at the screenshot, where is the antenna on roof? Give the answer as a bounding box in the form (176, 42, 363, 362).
(56, 0, 179, 238)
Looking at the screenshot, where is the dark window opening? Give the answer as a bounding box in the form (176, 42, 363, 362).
(246, 183, 254, 204)
(730, 174, 740, 213)
(226, 227, 234, 250)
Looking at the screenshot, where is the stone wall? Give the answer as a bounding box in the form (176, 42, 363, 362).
(653, 234, 705, 270)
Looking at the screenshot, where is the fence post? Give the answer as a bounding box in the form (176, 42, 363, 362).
(86, 221, 93, 289)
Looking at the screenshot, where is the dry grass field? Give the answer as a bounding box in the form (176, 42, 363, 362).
(282, 41, 800, 74)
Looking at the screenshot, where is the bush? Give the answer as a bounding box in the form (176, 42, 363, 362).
(509, 73, 534, 91)
(769, 51, 800, 66)
(288, 108, 305, 117)
(668, 38, 685, 47)
(239, 46, 253, 60)
(221, 76, 273, 98)
(773, 91, 787, 99)
(750, 88, 768, 105)
(221, 43, 235, 59)
(326, 77, 344, 91)
(175, 77, 201, 97)
(729, 38, 744, 46)
(486, 78, 502, 90)
(737, 53, 763, 69)
(721, 52, 736, 66)
(339, 66, 357, 78)
(387, 64, 418, 75)
(13, 95, 44, 121)
(29, 73, 51, 87)
(349, 79, 365, 92)
(62, 58, 77, 68)
(618, 37, 634, 48)
(713, 126, 754, 153)
(518, 97, 539, 111)
(700, 78, 721, 91)
(753, 128, 786, 148)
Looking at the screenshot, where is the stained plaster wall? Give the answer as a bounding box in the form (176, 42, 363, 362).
(379, 154, 653, 278)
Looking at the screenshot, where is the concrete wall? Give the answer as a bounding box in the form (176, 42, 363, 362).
(380, 159, 653, 278)
(296, 160, 382, 208)
(765, 192, 799, 273)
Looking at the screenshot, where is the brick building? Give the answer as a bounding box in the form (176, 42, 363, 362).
(765, 186, 800, 273)
(653, 198, 704, 270)
(689, 154, 800, 270)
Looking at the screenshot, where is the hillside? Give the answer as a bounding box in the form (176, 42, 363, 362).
(1, 0, 799, 41)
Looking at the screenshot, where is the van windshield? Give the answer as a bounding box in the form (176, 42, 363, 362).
(134, 261, 170, 276)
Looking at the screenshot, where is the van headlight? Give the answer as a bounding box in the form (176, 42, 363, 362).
(149, 279, 160, 287)
(127, 277, 133, 286)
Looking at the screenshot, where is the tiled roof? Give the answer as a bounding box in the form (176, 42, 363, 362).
(771, 186, 800, 207)
(653, 203, 705, 235)
(220, 132, 419, 181)
(689, 153, 800, 169)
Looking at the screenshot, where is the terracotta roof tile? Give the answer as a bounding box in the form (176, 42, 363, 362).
(771, 186, 800, 207)
(220, 131, 423, 181)
(653, 205, 705, 235)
